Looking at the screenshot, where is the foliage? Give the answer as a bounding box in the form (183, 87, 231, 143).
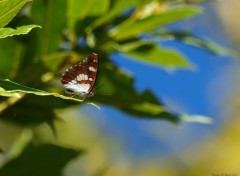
(0, 143, 82, 176)
(0, 0, 228, 175)
(0, 0, 40, 38)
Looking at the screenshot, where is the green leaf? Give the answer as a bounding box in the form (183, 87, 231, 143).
(0, 38, 24, 78)
(0, 143, 82, 176)
(31, 0, 67, 55)
(0, 25, 41, 39)
(110, 6, 202, 41)
(0, 79, 54, 96)
(67, 0, 109, 31)
(173, 32, 240, 58)
(0, 95, 67, 126)
(149, 30, 240, 59)
(0, 0, 31, 28)
(123, 45, 191, 69)
(0, 79, 99, 127)
(91, 0, 139, 29)
(0, 87, 21, 97)
(0, 79, 99, 108)
(87, 0, 109, 16)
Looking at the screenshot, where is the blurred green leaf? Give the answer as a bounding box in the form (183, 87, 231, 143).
(42, 51, 75, 72)
(0, 25, 41, 39)
(0, 87, 21, 97)
(91, 0, 139, 28)
(123, 44, 191, 69)
(67, 0, 109, 31)
(0, 95, 69, 126)
(178, 34, 240, 58)
(31, 0, 67, 55)
(87, 0, 109, 16)
(0, 38, 24, 78)
(180, 114, 214, 124)
(110, 6, 202, 41)
(0, 0, 31, 28)
(149, 30, 240, 58)
(0, 143, 82, 176)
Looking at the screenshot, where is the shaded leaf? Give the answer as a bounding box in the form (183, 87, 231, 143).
(110, 6, 202, 41)
(93, 57, 180, 123)
(0, 143, 82, 176)
(0, 0, 31, 28)
(0, 25, 41, 39)
(0, 38, 24, 78)
(0, 95, 70, 126)
(31, 0, 67, 55)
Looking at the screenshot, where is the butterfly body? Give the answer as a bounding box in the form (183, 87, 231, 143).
(61, 53, 98, 97)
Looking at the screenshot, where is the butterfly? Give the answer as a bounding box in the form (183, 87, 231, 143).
(61, 53, 98, 98)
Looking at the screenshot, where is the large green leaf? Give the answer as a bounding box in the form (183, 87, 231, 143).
(0, 79, 98, 127)
(0, 25, 41, 39)
(0, 0, 31, 28)
(0, 79, 99, 107)
(31, 0, 67, 55)
(110, 6, 202, 41)
(0, 143, 82, 176)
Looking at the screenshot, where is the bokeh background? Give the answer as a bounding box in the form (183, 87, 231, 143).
(0, 0, 240, 176)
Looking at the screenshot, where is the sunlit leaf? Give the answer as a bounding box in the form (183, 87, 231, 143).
(0, 0, 31, 28)
(0, 25, 41, 39)
(0, 87, 21, 97)
(0, 80, 90, 126)
(110, 6, 202, 41)
(0, 79, 100, 109)
(180, 114, 213, 124)
(0, 143, 82, 176)
(91, 0, 139, 28)
(67, 0, 109, 31)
